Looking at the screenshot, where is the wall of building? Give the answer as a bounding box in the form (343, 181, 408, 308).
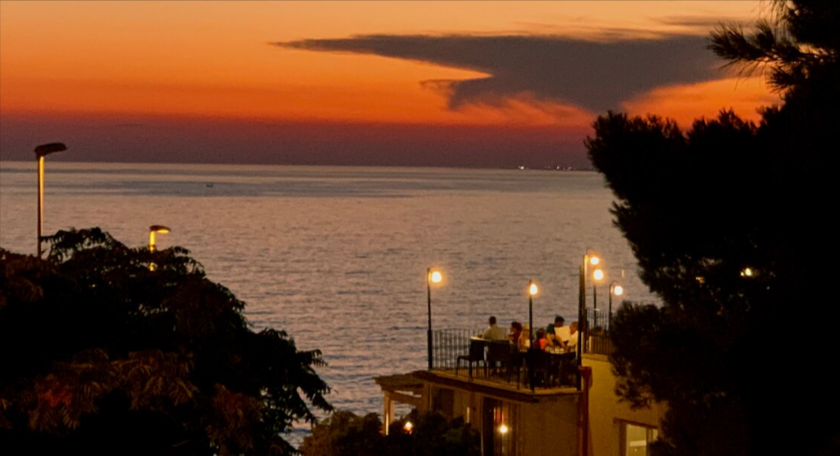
(518, 396, 579, 456)
(584, 354, 667, 456)
(426, 382, 579, 456)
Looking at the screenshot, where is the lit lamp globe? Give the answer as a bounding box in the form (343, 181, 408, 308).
(430, 270, 442, 284)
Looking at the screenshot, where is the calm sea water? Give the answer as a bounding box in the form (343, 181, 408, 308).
(0, 161, 657, 430)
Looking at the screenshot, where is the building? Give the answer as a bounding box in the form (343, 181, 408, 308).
(376, 328, 665, 456)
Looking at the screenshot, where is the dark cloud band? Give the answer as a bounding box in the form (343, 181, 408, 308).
(274, 33, 721, 113)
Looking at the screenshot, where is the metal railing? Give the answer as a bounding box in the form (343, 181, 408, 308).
(583, 308, 614, 356)
(430, 329, 577, 389)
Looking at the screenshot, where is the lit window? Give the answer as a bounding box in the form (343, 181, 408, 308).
(620, 422, 659, 456)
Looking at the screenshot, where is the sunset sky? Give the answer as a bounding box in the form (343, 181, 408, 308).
(0, 1, 779, 168)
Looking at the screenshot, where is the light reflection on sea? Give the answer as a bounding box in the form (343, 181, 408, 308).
(0, 162, 658, 438)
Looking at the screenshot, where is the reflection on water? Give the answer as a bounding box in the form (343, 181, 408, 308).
(0, 161, 657, 426)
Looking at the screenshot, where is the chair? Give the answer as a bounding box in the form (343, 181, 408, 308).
(456, 338, 486, 379)
(553, 352, 576, 387)
(486, 341, 516, 382)
(524, 349, 551, 388)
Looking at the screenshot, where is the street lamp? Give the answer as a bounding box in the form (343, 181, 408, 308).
(427, 268, 443, 370)
(149, 225, 171, 271)
(528, 280, 538, 391)
(608, 282, 623, 329)
(592, 268, 604, 327)
(528, 280, 538, 346)
(35, 142, 67, 258)
(577, 250, 599, 389)
(148, 225, 171, 252)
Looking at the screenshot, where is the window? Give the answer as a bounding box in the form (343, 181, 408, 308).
(619, 421, 659, 456)
(483, 398, 517, 456)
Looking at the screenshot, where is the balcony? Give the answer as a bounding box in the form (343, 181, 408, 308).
(428, 329, 576, 392)
(427, 310, 615, 391)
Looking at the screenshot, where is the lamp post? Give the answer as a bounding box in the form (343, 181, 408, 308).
(592, 267, 604, 328)
(528, 280, 538, 391)
(149, 225, 171, 271)
(35, 142, 67, 258)
(427, 268, 443, 370)
(528, 280, 538, 347)
(608, 282, 623, 329)
(577, 250, 599, 389)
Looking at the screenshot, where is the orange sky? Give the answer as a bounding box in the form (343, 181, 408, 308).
(0, 1, 780, 167)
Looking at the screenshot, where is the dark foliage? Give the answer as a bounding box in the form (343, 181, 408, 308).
(299, 409, 480, 456)
(587, 2, 840, 455)
(0, 228, 332, 455)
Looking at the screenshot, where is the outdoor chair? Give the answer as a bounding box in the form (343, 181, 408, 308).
(486, 341, 516, 382)
(524, 349, 552, 388)
(456, 338, 486, 379)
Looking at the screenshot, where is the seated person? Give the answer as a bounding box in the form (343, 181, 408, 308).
(517, 326, 531, 351)
(566, 321, 579, 352)
(481, 316, 507, 341)
(535, 328, 549, 351)
(508, 321, 523, 345)
(547, 316, 570, 349)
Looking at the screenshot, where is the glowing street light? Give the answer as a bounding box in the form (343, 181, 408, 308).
(609, 282, 624, 328)
(528, 280, 539, 391)
(499, 423, 509, 435)
(403, 421, 414, 434)
(148, 225, 171, 271)
(577, 249, 600, 389)
(427, 268, 443, 370)
(35, 142, 67, 258)
(528, 280, 538, 347)
(592, 267, 606, 330)
(148, 225, 171, 252)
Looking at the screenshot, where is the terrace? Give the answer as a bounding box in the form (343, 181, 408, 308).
(427, 310, 614, 392)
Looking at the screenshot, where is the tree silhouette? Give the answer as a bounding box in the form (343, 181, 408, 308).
(0, 228, 331, 455)
(587, 1, 840, 455)
(299, 409, 479, 456)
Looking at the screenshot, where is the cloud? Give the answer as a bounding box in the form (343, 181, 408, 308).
(274, 33, 723, 114)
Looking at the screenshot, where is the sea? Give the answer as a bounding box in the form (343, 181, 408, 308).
(0, 161, 658, 440)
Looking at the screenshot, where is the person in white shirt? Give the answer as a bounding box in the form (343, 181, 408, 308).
(566, 321, 579, 352)
(547, 316, 570, 349)
(481, 316, 507, 341)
